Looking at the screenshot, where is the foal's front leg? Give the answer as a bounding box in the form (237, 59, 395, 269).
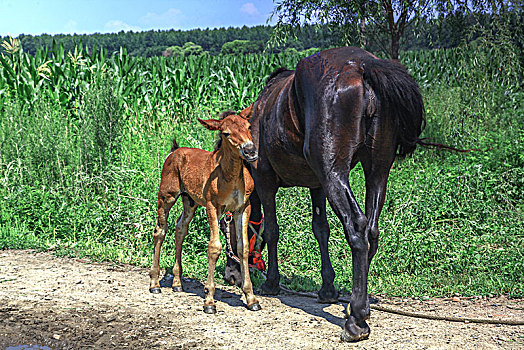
(203, 205, 222, 313)
(234, 203, 261, 311)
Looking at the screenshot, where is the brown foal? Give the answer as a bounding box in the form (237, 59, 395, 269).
(148, 114, 261, 313)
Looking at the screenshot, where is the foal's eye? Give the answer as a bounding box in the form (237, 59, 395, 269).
(222, 132, 230, 137)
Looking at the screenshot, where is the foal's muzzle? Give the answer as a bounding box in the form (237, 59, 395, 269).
(241, 141, 258, 162)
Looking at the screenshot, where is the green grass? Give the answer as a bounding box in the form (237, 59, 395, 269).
(0, 42, 522, 298)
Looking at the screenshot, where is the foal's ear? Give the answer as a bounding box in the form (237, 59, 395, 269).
(198, 118, 222, 131)
(239, 103, 253, 120)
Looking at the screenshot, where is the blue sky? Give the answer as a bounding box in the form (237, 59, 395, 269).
(0, 0, 275, 37)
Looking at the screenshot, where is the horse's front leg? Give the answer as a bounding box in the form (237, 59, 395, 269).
(234, 202, 261, 311)
(254, 179, 280, 295)
(203, 205, 222, 313)
(310, 187, 338, 303)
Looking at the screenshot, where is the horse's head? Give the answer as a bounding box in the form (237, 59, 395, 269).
(198, 114, 258, 162)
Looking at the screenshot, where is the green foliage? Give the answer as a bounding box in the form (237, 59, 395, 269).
(163, 42, 207, 57)
(220, 40, 264, 55)
(0, 33, 522, 298)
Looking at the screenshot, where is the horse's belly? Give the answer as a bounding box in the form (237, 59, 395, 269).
(268, 152, 320, 188)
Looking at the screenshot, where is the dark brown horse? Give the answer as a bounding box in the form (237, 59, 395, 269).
(240, 47, 425, 341)
(149, 114, 261, 313)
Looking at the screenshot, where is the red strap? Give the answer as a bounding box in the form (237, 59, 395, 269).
(224, 212, 266, 271)
(249, 251, 266, 271)
(249, 217, 263, 225)
(249, 233, 257, 253)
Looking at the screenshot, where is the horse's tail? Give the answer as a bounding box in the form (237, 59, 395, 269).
(362, 58, 425, 157)
(171, 138, 179, 153)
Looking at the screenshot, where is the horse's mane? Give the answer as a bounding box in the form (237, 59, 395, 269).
(213, 110, 236, 151)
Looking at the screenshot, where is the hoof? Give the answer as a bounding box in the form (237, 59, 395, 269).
(317, 288, 339, 304)
(149, 287, 161, 294)
(247, 302, 262, 311)
(172, 286, 184, 292)
(224, 264, 242, 287)
(317, 295, 339, 304)
(261, 281, 280, 295)
(340, 318, 370, 342)
(203, 305, 217, 314)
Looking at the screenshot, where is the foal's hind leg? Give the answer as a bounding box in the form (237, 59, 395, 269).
(172, 194, 198, 292)
(149, 194, 177, 293)
(202, 205, 222, 314)
(310, 187, 338, 303)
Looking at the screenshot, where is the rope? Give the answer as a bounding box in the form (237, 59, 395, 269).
(262, 275, 524, 326)
(222, 213, 266, 270)
(223, 213, 241, 264)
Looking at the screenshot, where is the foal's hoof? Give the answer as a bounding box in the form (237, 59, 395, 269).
(172, 286, 184, 292)
(203, 305, 217, 314)
(261, 281, 280, 295)
(247, 302, 262, 311)
(149, 287, 162, 294)
(340, 318, 370, 342)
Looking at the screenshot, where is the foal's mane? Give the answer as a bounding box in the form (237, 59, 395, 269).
(213, 110, 236, 151)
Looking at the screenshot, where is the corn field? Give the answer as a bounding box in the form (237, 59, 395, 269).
(1, 38, 519, 117)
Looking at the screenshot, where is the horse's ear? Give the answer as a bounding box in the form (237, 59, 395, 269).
(198, 118, 222, 131)
(239, 104, 253, 120)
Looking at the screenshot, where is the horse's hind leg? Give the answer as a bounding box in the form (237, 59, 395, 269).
(234, 203, 261, 311)
(149, 193, 177, 293)
(203, 205, 222, 313)
(359, 116, 397, 266)
(172, 194, 198, 292)
(322, 172, 370, 341)
(310, 188, 338, 303)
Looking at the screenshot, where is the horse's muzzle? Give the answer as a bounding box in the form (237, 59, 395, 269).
(241, 142, 258, 163)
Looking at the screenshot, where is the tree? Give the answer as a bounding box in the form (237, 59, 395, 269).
(181, 42, 204, 56)
(269, 0, 516, 59)
(220, 40, 264, 55)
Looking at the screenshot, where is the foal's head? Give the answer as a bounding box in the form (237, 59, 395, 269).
(198, 114, 258, 162)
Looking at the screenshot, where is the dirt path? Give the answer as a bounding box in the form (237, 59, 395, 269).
(0, 250, 522, 349)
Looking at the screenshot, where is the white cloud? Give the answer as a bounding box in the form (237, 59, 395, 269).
(104, 20, 141, 33)
(139, 8, 182, 29)
(240, 3, 260, 16)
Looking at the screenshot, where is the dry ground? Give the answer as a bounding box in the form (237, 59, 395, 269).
(0, 250, 523, 349)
